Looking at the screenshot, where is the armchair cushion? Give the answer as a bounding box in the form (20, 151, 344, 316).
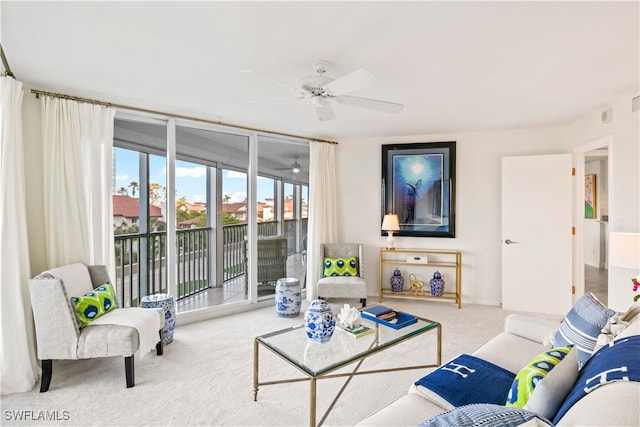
(71, 283, 118, 328)
(323, 257, 358, 277)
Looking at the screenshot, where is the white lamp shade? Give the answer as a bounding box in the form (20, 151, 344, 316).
(609, 232, 640, 269)
(382, 214, 400, 231)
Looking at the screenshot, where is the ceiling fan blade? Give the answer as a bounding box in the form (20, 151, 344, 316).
(323, 68, 376, 95)
(315, 99, 336, 121)
(335, 95, 403, 114)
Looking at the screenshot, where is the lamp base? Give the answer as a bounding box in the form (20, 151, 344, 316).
(386, 232, 395, 250)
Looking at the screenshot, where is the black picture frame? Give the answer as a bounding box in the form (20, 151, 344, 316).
(381, 142, 456, 238)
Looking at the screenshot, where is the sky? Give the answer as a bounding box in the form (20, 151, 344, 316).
(113, 147, 293, 204)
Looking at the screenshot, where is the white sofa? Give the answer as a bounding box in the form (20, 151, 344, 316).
(357, 302, 640, 426)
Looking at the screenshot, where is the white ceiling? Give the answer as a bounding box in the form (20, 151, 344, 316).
(2, 1, 638, 141)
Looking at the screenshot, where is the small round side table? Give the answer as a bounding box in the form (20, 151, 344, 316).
(140, 293, 175, 345)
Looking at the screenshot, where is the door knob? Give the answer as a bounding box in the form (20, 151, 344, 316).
(504, 239, 518, 244)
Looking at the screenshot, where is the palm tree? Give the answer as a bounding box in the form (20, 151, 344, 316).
(117, 187, 128, 196)
(149, 183, 161, 204)
(129, 181, 138, 197)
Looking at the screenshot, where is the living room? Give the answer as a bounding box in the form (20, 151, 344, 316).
(1, 1, 639, 425)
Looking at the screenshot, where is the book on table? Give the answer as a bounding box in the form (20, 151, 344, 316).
(361, 305, 395, 318)
(337, 324, 375, 338)
(361, 305, 418, 329)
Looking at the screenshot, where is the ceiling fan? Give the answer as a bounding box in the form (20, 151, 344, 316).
(275, 156, 302, 174)
(241, 60, 403, 121)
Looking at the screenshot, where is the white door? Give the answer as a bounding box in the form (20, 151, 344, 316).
(502, 154, 573, 315)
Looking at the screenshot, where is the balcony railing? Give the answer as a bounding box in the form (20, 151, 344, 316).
(114, 219, 307, 308)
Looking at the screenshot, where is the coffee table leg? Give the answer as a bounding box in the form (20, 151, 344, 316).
(310, 377, 317, 426)
(253, 339, 259, 401)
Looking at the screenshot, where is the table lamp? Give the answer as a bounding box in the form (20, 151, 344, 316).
(382, 214, 400, 250)
(609, 232, 640, 301)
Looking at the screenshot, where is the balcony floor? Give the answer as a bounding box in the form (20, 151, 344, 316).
(176, 253, 306, 312)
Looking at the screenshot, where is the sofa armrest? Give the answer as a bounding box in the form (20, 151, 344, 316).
(28, 277, 80, 360)
(504, 314, 560, 345)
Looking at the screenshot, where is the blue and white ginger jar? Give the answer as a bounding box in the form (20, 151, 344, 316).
(430, 271, 445, 297)
(304, 299, 335, 343)
(391, 268, 404, 293)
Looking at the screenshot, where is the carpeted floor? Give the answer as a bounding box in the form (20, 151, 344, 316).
(1, 299, 523, 426)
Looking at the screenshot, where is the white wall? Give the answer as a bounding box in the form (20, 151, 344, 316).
(337, 91, 638, 310)
(337, 127, 572, 306)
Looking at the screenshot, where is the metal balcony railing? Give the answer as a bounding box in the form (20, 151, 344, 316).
(113, 219, 307, 308)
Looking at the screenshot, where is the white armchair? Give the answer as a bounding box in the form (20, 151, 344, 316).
(316, 243, 367, 307)
(28, 263, 164, 392)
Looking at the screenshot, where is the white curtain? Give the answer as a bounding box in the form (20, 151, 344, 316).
(306, 141, 339, 300)
(40, 96, 116, 276)
(0, 77, 38, 394)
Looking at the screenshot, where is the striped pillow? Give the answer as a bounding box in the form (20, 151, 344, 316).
(553, 293, 614, 368)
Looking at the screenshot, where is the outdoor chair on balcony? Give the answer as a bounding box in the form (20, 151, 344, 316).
(256, 235, 288, 290)
(316, 243, 367, 308)
(28, 263, 164, 392)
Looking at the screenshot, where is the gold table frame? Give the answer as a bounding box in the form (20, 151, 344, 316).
(253, 315, 441, 427)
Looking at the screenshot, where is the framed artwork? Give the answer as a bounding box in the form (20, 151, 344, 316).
(381, 142, 456, 238)
(584, 174, 596, 219)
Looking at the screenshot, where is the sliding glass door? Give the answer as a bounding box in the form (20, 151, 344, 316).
(112, 115, 309, 311)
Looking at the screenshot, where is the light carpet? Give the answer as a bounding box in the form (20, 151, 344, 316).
(1, 299, 522, 427)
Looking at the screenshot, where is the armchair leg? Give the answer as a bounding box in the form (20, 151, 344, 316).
(360, 298, 367, 308)
(156, 332, 163, 356)
(125, 356, 135, 388)
(40, 360, 52, 393)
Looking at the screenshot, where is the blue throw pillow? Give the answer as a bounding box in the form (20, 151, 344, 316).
(419, 404, 552, 427)
(553, 293, 615, 368)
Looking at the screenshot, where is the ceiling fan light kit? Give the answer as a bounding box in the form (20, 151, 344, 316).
(245, 59, 404, 121)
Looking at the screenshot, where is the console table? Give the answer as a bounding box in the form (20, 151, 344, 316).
(379, 248, 462, 308)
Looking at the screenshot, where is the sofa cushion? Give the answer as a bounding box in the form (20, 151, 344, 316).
(553, 292, 615, 368)
(355, 393, 448, 427)
(555, 381, 640, 426)
(70, 283, 118, 328)
(553, 335, 640, 424)
(506, 346, 572, 408)
(418, 404, 552, 427)
(524, 348, 578, 420)
(323, 257, 358, 276)
(473, 332, 548, 374)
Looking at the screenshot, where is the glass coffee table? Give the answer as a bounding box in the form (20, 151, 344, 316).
(253, 314, 441, 426)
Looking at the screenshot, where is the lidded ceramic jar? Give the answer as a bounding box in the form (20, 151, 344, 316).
(391, 268, 404, 293)
(304, 299, 335, 343)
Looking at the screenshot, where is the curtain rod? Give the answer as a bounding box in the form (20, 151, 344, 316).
(1, 44, 16, 79)
(30, 89, 338, 145)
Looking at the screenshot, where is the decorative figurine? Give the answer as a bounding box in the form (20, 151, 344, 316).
(391, 268, 404, 293)
(430, 271, 445, 296)
(409, 273, 424, 296)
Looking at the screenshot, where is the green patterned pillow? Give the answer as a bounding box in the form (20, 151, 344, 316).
(506, 346, 572, 408)
(323, 257, 358, 277)
(70, 283, 118, 328)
